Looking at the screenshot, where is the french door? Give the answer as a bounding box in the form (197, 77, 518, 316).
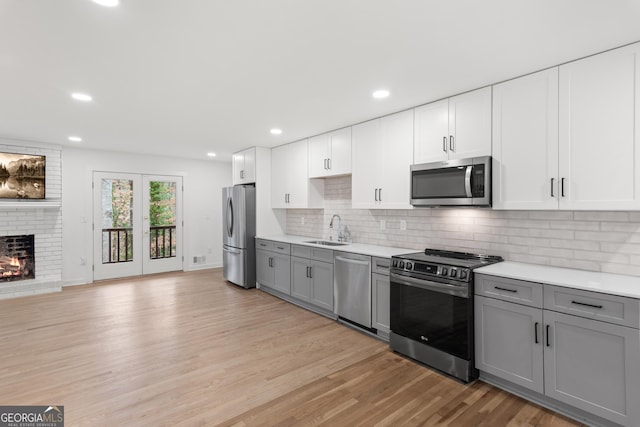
(93, 172, 183, 281)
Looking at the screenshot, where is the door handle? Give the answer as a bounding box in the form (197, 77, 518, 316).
(550, 178, 555, 197)
(227, 197, 234, 237)
(464, 166, 472, 197)
(546, 324, 551, 347)
(561, 178, 566, 197)
(374, 188, 378, 202)
(324, 159, 327, 170)
(534, 322, 539, 344)
(442, 136, 447, 152)
(327, 158, 331, 170)
(308, 266, 312, 278)
(379, 188, 382, 202)
(449, 135, 454, 151)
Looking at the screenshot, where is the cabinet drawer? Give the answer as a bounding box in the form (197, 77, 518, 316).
(544, 285, 640, 328)
(272, 242, 290, 255)
(372, 257, 390, 276)
(291, 244, 311, 258)
(256, 239, 273, 251)
(475, 274, 543, 308)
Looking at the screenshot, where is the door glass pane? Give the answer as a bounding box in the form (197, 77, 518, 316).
(101, 179, 134, 264)
(149, 181, 177, 259)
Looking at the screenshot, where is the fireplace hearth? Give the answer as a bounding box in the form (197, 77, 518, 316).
(0, 235, 35, 282)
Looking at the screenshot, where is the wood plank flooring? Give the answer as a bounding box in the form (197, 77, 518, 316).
(0, 269, 584, 426)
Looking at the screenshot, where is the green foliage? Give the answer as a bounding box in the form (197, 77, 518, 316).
(149, 181, 176, 226)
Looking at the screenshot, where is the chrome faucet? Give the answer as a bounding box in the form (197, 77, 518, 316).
(329, 214, 344, 242)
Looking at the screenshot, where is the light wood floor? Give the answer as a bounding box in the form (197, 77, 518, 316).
(0, 269, 585, 426)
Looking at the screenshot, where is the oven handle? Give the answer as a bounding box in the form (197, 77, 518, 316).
(390, 272, 468, 298)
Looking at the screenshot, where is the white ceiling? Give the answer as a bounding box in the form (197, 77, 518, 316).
(2, 1, 640, 162)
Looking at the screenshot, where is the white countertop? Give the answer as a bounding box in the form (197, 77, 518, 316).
(475, 261, 640, 299)
(255, 235, 415, 258)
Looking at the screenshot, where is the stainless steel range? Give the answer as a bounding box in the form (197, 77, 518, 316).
(390, 249, 503, 383)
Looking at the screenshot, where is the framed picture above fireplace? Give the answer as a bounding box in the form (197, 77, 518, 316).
(0, 152, 45, 199)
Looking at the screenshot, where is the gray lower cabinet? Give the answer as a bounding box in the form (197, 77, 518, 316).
(544, 310, 639, 425)
(372, 257, 391, 340)
(256, 240, 291, 294)
(290, 245, 334, 312)
(475, 295, 544, 393)
(475, 273, 640, 427)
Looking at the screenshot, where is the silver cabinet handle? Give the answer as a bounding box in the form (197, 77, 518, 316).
(449, 135, 454, 151)
(379, 188, 382, 202)
(327, 158, 331, 170)
(561, 178, 566, 197)
(443, 136, 447, 152)
(551, 177, 555, 197)
(324, 159, 327, 170)
(374, 188, 378, 202)
(240, 170, 244, 179)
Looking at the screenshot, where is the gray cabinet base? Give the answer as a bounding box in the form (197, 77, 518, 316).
(259, 284, 337, 320)
(479, 371, 623, 427)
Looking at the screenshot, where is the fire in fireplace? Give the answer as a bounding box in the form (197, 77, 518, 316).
(0, 234, 35, 282)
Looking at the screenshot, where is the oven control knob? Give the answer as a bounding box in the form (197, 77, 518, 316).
(450, 269, 457, 278)
(406, 262, 413, 270)
(459, 270, 468, 280)
(399, 261, 405, 269)
(441, 267, 448, 275)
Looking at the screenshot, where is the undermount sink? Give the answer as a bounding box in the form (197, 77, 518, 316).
(304, 240, 348, 246)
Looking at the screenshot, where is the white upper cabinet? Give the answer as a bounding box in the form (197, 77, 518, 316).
(232, 147, 256, 185)
(271, 140, 323, 209)
(492, 68, 559, 210)
(352, 110, 414, 209)
(559, 42, 640, 210)
(308, 127, 352, 178)
(414, 87, 492, 164)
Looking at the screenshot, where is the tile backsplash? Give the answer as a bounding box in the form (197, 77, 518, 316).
(286, 176, 640, 276)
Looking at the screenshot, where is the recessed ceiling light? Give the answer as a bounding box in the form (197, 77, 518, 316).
(71, 92, 93, 102)
(372, 90, 390, 99)
(68, 136, 82, 142)
(92, 0, 119, 6)
(207, 152, 216, 157)
(270, 128, 282, 135)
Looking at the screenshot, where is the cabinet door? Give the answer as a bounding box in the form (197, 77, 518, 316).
(242, 148, 256, 183)
(492, 68, 559, 210)
(271, 144, 289, 208)
(475, 296, 544, 394)
(379, 109, 414, 209)
(256, 249, 274, 288)
(559, 43, 640, 210)
(372, 273, 390, 333)
(291, 256, 311, 301)
(287, 139, 321, 208)
(328, 127, 352, 176)
(544, 310, 640, 425)
(308, 134, 330, 178)
(352, 119, 381, 209)
(448, 87, 492, 160)
(414, 99, 449, 163)
(310, 260, 334, 312)
(232, 152, 244, 185)
(271, 252, 291, 295)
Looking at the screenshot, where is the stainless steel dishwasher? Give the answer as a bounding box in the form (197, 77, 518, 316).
(334, 251, 372, 329)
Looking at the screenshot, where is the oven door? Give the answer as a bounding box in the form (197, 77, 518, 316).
(390, 272, 472, 361)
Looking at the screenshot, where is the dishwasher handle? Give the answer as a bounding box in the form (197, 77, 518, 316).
(335, 255, 370, 266)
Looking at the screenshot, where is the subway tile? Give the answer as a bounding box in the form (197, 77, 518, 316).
(549, 258, 601, 271)
(573, 250, 629, 264)
(549, 239, 600, 251)
(527, 211, 573, 220)
(529, 247, 573, 258)
(529, 228, 574, 239)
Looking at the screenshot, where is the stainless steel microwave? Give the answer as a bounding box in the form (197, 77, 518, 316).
(410, 156, 491, 207)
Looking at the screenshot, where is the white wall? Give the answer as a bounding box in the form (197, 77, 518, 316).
(62, 147, 231, 286)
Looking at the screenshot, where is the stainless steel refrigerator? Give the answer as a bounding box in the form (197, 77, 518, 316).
(222, 185, 256, 288)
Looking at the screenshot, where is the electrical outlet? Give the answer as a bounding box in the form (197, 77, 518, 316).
(380, 219, 386, 230)
(400, 220, 407, 231)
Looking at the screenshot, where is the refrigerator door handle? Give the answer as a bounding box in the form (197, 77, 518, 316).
(223, 246, 241, 255)
(226, 196, 234, 237)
